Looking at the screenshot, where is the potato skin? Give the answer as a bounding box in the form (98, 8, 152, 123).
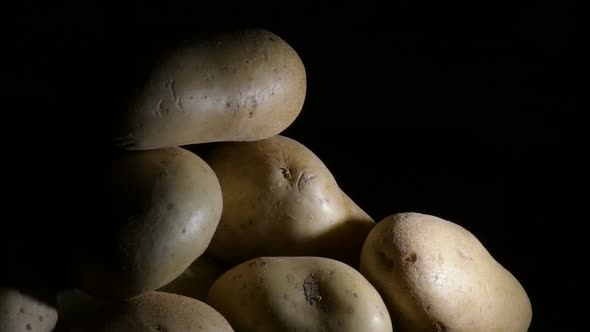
(116, 29, 306, 150)
(207, 256, 392, 332)
(69, 291, 234, 332)
(204, 135, 375, 267)
(0, 288, 58, 332)
(360, 213, 532, 332)
(72, 147, 223, 300)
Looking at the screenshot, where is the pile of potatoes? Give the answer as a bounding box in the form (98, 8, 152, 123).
(1, 29, 532, 332)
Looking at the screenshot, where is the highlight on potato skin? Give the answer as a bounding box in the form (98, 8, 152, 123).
(360, 212, 532, 332)
(114, 29, 307, 150)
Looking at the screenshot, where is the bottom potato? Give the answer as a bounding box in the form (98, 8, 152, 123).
(207, 256, 392, 332)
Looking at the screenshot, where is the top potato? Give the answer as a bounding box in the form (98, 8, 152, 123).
(114, 29, 306, 150)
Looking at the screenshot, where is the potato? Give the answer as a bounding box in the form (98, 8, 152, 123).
(72, 147, 223, 300)
(207, 257, 392, 332)
(204, 135, 375, 267)
(114, 29, 306, 150)
(0, 288, 58, 332)
(69, 291, 234, 332)
(158, 255, 229, 302)
(360, 212, 532, 331)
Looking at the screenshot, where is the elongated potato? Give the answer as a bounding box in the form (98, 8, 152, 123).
(208, 257, 392, 332)
(72, 147, 223, 300)
(204, 135, 375, 267)
(360, 213, 532, 331)
(0, 288, 57, 332)
(115, 29, 306, 150)
(70, 291, 234, 332)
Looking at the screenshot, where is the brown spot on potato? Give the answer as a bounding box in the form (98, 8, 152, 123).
(404, 252, 418, 263)
(248, 258, 268, 267)
(26, 324, 32, 330)
(280, 167, 292, 179)
(345, 306, 354, 314)
(303, 274, 321, 305)
(19, 307, 24, 313)
(182, 227, 186, 234)
(249, 111, 254, 118)
(39, 315, 43, 321)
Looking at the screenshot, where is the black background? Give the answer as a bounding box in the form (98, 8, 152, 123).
(4, 1, 575, 331)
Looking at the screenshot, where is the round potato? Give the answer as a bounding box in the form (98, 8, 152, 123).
(70, 291, 234, 332)
(0, 288, 58, 332)
(114, 29, 306, 150)
(204, 135, 375, 267)
(72, 147, 223, 300)
(360, 212, 532, 331)
(158, 255, 229, 302)
(207, 256, 392, 332)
